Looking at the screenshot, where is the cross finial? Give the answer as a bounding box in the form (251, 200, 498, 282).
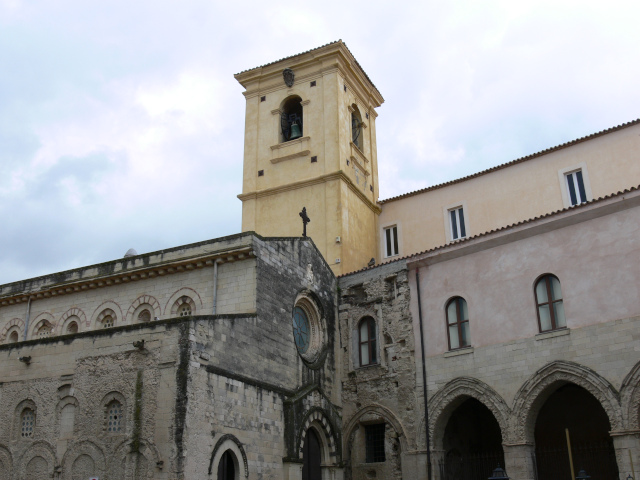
(299, 207, 310, 237)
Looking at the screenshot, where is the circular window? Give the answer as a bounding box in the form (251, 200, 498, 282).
(291, 295, 325, 365)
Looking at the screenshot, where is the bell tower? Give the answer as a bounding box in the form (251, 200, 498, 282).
(235, 41, 384, 275)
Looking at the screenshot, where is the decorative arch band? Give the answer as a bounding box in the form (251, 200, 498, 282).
(207, 434, 248, 477)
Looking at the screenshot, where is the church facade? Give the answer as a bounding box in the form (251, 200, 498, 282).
(1, 41, 639, 480)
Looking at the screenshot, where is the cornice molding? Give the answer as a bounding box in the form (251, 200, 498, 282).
(238, 171, 381, 214)
(0, 247, 255, 307)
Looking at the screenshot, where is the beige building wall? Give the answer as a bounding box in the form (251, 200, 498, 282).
(236, 41, 383, 275)
(380, 121, 640, 260)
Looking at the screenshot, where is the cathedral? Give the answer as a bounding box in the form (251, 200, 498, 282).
(1, 41, 639, 480)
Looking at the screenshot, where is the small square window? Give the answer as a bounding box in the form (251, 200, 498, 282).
(260, 96, 266, 102)
(565, 170, 587, 206)
(365, 424, 386, 463)
(258, 170, 264, 177)
(449, 207, 466, 240)
(311, 156, 317, 163)
(310, 81, 316, 87)
(384, 226, 399, 258)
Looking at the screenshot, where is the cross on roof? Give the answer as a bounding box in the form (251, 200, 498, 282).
(299, 207, 310, 237)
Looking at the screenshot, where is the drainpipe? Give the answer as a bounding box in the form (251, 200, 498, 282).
(212, 260, 219, 314)
(415, 268, 432, 480)
(24, 297, 32, 340)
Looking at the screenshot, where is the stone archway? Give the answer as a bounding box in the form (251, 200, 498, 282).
(511, 360, 623, 443)
(428, 377, 510, 449)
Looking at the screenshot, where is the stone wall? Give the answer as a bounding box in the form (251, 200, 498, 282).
(338, 260, 426, 480)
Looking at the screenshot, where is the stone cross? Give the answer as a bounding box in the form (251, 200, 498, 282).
(299, 207, 310, 237)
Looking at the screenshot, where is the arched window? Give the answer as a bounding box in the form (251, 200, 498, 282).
(21, 408, 35, 438)
(106, 400, 123, 433)
(36, 321, 52, 338)
(97, 308, 117, 329)
(178, 304, 191, 317)
(172, 296, 195, 317)
(535, 274, 566, 332)
(280, 96, 303, 142)
(351, 104, 363, 149)
(137, 309, 151, 322)
(217, 450, 237, 480)
(8, 330, 19, 343)
(359, 317, 377, 366)
(446, 297, 470, 350)
(66, 321, 78, 334)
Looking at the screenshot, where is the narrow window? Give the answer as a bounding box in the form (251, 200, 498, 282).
(449, 207, 466, 240)
(9, 331, 19, 343)
(446, 297, 470, 350)
(351, 105, 363, 149)
(60, 403, 75, 438)
(535, 274, 566, 332)
(217, 450, 236, 480)
(565, 170, 587, 206)
(365, 424, 386, 463)
(66, 322, 78, 334)
(358, 317, 377, 366)
(21, 409, 35, 438)
(106, 401, 123, 433)
(384, 226, 399, 258)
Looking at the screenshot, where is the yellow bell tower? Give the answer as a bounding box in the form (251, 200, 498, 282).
(235, 41, 384, 275)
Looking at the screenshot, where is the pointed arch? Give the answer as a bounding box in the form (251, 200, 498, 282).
(208, 434, 248, 477)
(620, 360, 640, 430)
(343, 403, 409, 459)
(511, 360, 622, 442)
(90, 301, 124, 329)
(60, 440, 106, 479)
(1, 318, 24, 343)
(59, 307, 87, 330)
(428, 377, 510, 448)
(17, 440, 57, 480)
(296, 408, 340, 464)
(164, 287, 203, 316)
(29, 312, 56, 338)
(126, 294, 161, 323)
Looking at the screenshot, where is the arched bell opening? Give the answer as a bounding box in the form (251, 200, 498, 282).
(533, 384, 619, 480)
(280, 96, 303, 143)
(440, 398, 505, 480)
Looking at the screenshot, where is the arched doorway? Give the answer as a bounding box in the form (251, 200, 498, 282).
(302, 428, 322, 480)
(441, 398, 504, 480)
(534, 384, 618, 479)
(217, 450, 236, 480)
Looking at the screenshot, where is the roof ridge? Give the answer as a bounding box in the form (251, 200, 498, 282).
(339, 185, 640, 277)
(379, 118, 640, 204)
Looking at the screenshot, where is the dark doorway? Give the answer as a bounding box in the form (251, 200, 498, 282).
(302, 428, 322, 480)
(440, 398, 504, 480)
(534, 384, 619, 480)
(217, 450, 236, 480)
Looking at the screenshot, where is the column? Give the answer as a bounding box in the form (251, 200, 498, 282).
(611, 431, 640, 479)
(503, 443, 536, 480)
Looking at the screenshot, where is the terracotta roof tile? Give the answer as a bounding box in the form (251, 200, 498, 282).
(339, 185, 640, 278)
(379, 118, 640, 204)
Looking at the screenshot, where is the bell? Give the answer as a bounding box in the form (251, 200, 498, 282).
(289, 121, 302, 140)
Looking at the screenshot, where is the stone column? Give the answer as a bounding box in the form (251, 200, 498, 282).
(611, 431, 640, 479)
(321, 465, 344, 480)
(503, 443, 536, 480)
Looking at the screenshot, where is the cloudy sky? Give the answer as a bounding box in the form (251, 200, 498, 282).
(1, 0, 639, 284)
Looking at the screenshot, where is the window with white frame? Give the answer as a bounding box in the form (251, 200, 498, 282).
(384, 226, 399, 258)
(565, 170, 587, 206)
(449, 207, 466, 240)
